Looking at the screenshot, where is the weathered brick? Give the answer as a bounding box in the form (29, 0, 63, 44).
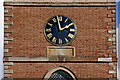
(4, 37, 13, 41)
(4, 53, 13, 57)
(4, 25, 9, 28)
(4, 29, 13, 33)
(112, 18, 116, 22)
(4, 13, 13, 17)
(107, 22, 116, 26)
(109, 53, 117, 57)
(107, 7, 116, 10)
(111, 10, 116, 14)
(108, 37, 116, 42)
(4, 70, 13, 74)
(108, 45, 116, 49)
(107, 29, 116, 34)
(107, 14, 116, 18)
(4, 49, 8, 53)
(4, 62, 13, 66)
(4, 21, 13, 25)
(4, 6, 13, 9)
(109, 70, 117, 74)
(11, 63, 112, 78)
(112, 49, 116, 53)
(4, 45, 13, 49)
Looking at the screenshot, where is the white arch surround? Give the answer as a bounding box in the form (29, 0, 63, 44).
(43, 66, 77, 80)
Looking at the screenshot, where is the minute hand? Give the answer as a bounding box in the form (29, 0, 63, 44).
(61, 23, 73, 30)
(57, 16, 62, 31)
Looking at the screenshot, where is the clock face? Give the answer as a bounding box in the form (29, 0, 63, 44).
(44, 15, 77, 46)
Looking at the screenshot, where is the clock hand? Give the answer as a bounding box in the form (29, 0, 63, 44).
(61, 23, 73, 30)
(57, 16, 62, 31)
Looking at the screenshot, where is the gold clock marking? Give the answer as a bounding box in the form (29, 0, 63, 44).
(61, 23, 74, 30)
(58, 15, 62, 21)
(68, 33, 74, 39)
(65, 18, 68, 22)
(47, 33, 52, 39)
(59, 39, 62, 44)
(65, 38, 68, 43)
(68, 23, 74, 27)
(48, 23, 53, 27)
(46, 28, 51, 32)
(70, 29, 75, 32)
(52, 37, 57, 43)
(52, 18, 57, 23)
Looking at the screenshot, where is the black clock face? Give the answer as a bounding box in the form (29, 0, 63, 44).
(44, 15, 77, 46)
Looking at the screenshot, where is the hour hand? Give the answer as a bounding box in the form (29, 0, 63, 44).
(61, 23, 73, 30)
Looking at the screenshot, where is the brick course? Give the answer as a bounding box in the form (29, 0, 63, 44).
(8, 63, 112, 78)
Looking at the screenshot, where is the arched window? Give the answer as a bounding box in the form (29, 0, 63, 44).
(43, 66, 77, 80)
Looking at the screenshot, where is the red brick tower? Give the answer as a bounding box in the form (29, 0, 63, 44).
(4, 0, 117, 80)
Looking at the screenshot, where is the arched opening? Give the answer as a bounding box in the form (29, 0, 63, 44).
(43, 66, 77, 80)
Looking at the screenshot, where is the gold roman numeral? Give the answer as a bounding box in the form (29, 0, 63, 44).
(65, 18, 68, 22)
(47, 33, 52, 39)
(59, 39, 62, 44)
(58, 16, 62, 21)
(52, 37, 57, 43)
(52, 18, 57, 23)
(70, 29, 75, 32)
(65, 38, 68, 43)
(68, 33, 74, 38)
(48, 23, 53, 27)
(46, 28, 51, 32)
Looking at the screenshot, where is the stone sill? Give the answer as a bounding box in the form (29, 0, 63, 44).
(4, 0, 116, 3)
(4, 1, 116, 6)
(3, 56, 117, 62)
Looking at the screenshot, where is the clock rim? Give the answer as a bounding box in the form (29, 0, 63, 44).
(44, 14, 77, 46)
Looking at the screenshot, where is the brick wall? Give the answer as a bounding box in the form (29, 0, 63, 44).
(7, 7, 111, 57)
(8, 63, 112, 78)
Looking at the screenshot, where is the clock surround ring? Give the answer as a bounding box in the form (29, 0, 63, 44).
(44, 15, 77, 46)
